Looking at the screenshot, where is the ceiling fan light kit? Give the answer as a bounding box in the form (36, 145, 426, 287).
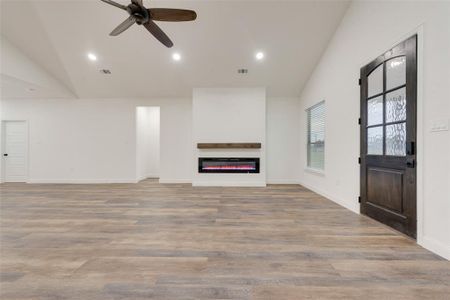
(100, 0, 197, 48)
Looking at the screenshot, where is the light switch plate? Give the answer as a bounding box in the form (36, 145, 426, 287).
(430, 119, 449, 132)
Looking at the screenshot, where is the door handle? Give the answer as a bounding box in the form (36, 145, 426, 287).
(406, 159, 415, 168)
(406, 141, 415, 155)
(3, 154, 7, 157)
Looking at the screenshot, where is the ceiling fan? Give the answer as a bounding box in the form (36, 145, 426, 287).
(100, 0, 197, 48)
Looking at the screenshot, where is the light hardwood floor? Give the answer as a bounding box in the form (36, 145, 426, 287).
(1, 180, 449, 299)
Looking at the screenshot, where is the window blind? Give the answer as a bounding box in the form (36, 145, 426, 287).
(307, 101, 325, 170)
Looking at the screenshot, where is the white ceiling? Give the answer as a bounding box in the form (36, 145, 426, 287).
(0, 0, 349, 98)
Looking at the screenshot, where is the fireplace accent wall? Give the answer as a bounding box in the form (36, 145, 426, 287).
(198, 158, 260, 173)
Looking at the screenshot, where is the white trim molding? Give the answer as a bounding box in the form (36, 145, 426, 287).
(27, 179, 138, 184)
(158, 179, 192, 184)
(304, 167, 325, 176)
(192, 181, 266, 187)
(266, 179, 302, 185)
(419, 236, 450, 260)
(299, 180, 359, 214)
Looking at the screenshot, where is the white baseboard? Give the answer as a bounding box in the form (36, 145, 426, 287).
(158, 179, 192, 184)
(419, 236, 450, 260)
(136, 175, 160, 182)
(27, 179, 138, 184)
(136, 176, 147, 182)
(267, 179, 300, 184)
(298, 180, 359, 214)
(192, 181, 266, 187)
(146, 174, 159, 178)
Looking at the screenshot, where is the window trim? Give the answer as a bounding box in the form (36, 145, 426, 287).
(304, 167, 325, 176)
(306, 100, 325, 172)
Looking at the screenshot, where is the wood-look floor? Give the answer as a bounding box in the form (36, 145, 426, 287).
(0, 180, 449, 299)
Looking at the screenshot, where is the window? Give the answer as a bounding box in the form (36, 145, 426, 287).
(306, 101, 325, 171)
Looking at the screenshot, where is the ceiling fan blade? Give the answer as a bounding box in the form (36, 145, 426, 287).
(148, 8, 197, 22)
(100, 0, 127, 10)
(143, 20, 174, 48)
(110, 16, 136, 36)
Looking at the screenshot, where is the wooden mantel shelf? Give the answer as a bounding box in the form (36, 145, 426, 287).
(197, 143, 261, 149)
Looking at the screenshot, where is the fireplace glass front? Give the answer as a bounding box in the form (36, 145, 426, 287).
(198, 157, 260, 173)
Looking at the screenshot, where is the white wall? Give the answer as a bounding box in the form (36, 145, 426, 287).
(136, 107, 148, 181)
(298, 1, 450, 259)
(2, 99, 135, 182)
(0, 98, 191, 183)
(136, 106, 160, 181)
(0, 99, 2, 183)
(192, 88, 266, 186)
(266, 97, 301, 184)
(147, 107, 160, 178)
(0, 36, 73, 99)
(1, 95, 301, 185)
(158, 98, 192, 183)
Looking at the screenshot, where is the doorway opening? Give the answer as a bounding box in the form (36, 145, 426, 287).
(2, 120, 29, 183)
(136, 107, 160, 182)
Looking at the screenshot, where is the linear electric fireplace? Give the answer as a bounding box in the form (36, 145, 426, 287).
(198, 157, 260, 173)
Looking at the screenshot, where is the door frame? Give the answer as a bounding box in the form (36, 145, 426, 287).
(1, 120, 30, 183)
(359, 25, 424, 244)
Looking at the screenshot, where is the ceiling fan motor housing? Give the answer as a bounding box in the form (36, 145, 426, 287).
(127, 3, 149, 25)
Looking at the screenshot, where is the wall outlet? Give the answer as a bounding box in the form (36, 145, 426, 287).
(430, 119, 449, 132)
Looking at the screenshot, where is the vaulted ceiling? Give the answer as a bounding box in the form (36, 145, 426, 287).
(0, 0, 349, 98)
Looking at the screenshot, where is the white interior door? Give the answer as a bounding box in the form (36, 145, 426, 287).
(2, 121, 28, 182)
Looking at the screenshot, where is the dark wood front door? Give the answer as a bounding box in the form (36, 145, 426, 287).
(360, 35, 417, 238)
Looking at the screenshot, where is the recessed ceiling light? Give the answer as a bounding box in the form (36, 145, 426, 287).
(87, 53, 97, 61)
(256, 52, 264, 60)
(172, 53, 181, 61)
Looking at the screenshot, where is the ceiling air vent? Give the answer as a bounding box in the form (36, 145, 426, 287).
(99, 69, 112, 74)
(237, 69, 248, 74)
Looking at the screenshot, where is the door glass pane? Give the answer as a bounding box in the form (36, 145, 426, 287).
(367, 126, 383, 155)
(386, 56, 406, 90)
(368, 64, 383, 97)
(367, 95, 383, 126)
(386, 123, 406, 156)
(386, 87, 406, 123)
